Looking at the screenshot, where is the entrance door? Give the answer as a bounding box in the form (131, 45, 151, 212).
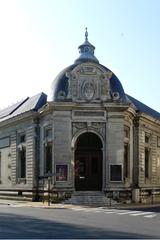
(75, 132, 102, 191)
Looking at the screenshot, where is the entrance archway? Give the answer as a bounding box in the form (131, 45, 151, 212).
(75, 132, 103, 191)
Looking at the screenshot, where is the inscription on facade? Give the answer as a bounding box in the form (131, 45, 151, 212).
(74, 111, 104, 117)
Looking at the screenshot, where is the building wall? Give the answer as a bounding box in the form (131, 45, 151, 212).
(0, 146, 11, 185)
(124, 110, 134, 188)
(0, 116, 37, 189)
(106, 112, 125, 190)
(38, 104, 131, 194)
(0, 104, 159, 203)
(133, 114, 160, 202)
(53, 110, 73, 190)
(39, 112, 53, 177)
(138, 117, 160, 187)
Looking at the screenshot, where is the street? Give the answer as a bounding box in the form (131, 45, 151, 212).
(0, 204, 160, 239)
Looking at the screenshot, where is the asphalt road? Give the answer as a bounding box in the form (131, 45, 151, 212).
(0, 205, 160, 239)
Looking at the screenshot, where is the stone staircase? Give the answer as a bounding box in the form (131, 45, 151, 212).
(63, 191, 118, 207)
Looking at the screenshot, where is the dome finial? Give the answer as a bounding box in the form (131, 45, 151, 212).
(74, 28, 99, 64)
(85, 27, 88, 41)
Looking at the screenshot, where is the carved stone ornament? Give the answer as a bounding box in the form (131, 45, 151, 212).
(72, 122, 87, 136)
(57, 91, 66, 100)
(73, 122, 86, 129)
(82, 81, 95, 100)
(91, 122, 103, 129)
(72, 122, 105, 139)
(101, 72, 112, 101)
(66, 63, 112, 102)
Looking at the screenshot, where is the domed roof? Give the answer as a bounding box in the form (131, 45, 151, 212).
(51, 29, 127, 103)
(52, 63, 127, 102)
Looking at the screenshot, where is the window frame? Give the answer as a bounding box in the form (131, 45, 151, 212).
(144, 132, 152, 181)
(157, 137, 160, 148)
(144, 147, 151, 180)
(109, 164, 123, 182)
(44, 126, 52, 141)
(56, 164, 68, 182)
(44, 142, 52, 174)
(124, 142, 130, 179)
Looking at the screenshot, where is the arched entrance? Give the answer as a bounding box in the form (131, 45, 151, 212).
(75, 132, 103, 191)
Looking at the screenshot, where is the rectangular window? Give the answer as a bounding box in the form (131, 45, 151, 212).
(110, 164, 122, 182)
(45, 128, 52, 139)
(145, 148, 150, 179)
(20, 134, 26, 143)
(19, 148, 26, 178)
(145, 135, 149, 144)
(45, 142, 52, 174)
(124, 143, 129, 178)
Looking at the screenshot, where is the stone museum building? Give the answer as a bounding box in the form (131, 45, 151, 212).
(0, 30, 160, 204)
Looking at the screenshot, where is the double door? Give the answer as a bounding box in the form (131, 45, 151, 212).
(75, 151, 102, 191)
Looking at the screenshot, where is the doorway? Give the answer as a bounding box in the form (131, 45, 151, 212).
(75, 132, 102, 191)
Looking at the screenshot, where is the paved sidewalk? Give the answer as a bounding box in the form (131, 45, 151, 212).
(0, 199, 74, 208)
(0, 198, 160, 209)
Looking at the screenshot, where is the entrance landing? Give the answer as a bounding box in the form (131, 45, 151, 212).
(64, 191, 117, 207)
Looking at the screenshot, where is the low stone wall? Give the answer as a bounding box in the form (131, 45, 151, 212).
(140, 189, 160, 204)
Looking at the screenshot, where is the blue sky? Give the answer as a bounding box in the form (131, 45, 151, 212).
(0, 0, 160, 112)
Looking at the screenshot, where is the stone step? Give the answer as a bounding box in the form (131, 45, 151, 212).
(63, 191, 117, 207)
(73, 191, 103, 196)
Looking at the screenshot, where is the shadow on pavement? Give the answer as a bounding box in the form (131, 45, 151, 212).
(0, 212, 155, 239)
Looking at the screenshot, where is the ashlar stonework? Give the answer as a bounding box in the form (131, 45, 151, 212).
(0, 30, 160, 204)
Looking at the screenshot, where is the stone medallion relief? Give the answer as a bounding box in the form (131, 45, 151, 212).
(82, 80, 95, 100)
(66, 63, 112, 102)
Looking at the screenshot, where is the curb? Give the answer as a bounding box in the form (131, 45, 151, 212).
(0, 200, 160, 209)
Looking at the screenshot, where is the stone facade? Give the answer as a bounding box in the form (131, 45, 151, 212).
(0, 31, 160, 203)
